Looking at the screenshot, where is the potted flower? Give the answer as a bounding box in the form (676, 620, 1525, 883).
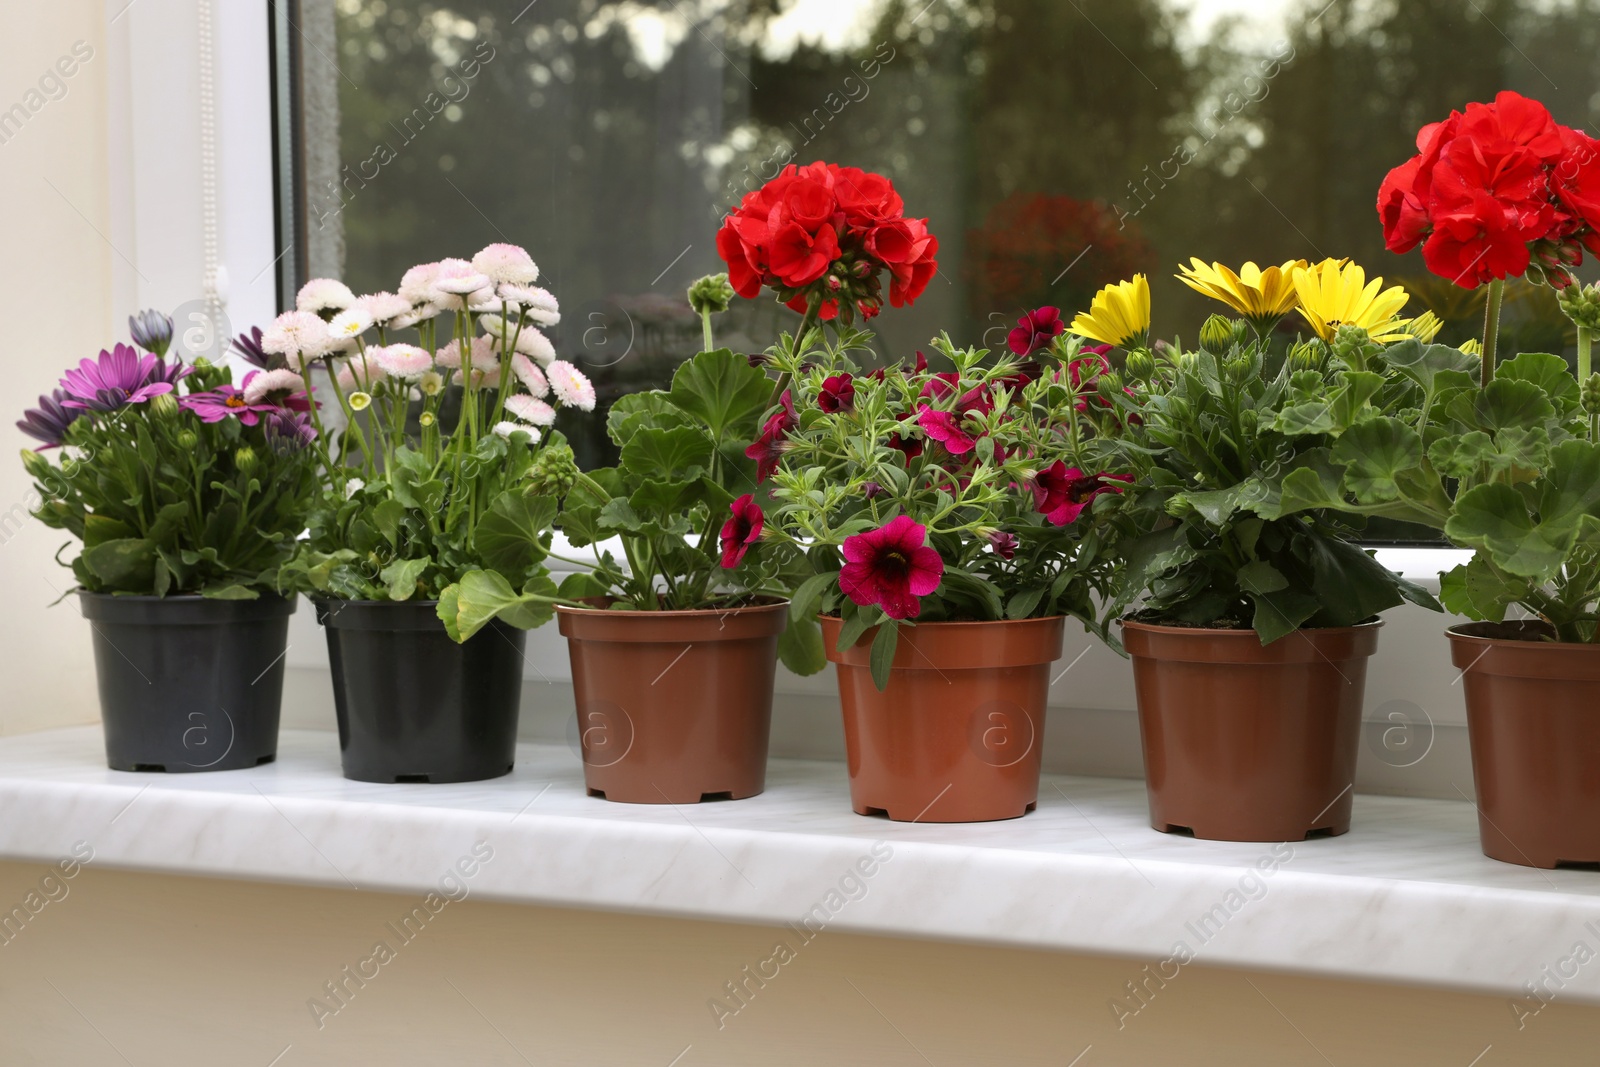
(549, 274, 812, 804)
(275, 247, 593, 783)
(1094, 261, 1443, 841)
(1352, 91, 1600, 867)
(768, 322, 1131, 823)
(18, 313, 318, 771)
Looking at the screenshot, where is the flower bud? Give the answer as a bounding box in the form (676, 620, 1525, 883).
(235, 446, 258, 475)
(1097, 372, 1126, 400)
(1175, 350, 1202, 374)
(526, 442, 579, 497)
(20, 447, 53, 481)
(128, 309, 174, 356)
(987, 530, 1019, 561)
(1124, 350, 1156, 382)
(177, 430, 198, 450)
(1558, 282, 1600, 332)
(1287, 341, 1324, 373)
(1583, 374, 1600, 417)
(348, 391, 372, 412)
(149, 392, 180, 419)
(1199, 315, 1234, 353)
(861, 481, 883, 500)
(687, 273, 736, 316)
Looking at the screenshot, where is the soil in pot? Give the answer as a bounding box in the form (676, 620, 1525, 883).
(1449, 621, 1600, 869)
(822, 615, 1064, 824)
(1122, 619, 1382, 842)
(318, 599, 525, 784)
(80, 592, 295, 773)
(555, 599, 787, 804)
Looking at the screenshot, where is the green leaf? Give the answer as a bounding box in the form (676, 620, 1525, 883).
(557, 571, 612, 601)
(778, 615, 826, 677)
(438, 569, 556, 643)
(474, 490, 557, 575)
(1236, 561, 1288, 595)
(620, 426, 713, 482)
(1248, 588, 1321, 644)
(834, 611, 873, 653)
(1332, 417, 1423, 502)
(596, 497, 643, 532)
(1328, 371, 1385, 430)
(1427, 431, 1498, 481)
(607, 391, 688, 444)
(200, 583, 258, 600)
(1382, 338, 1481, 397)
(82, 514, 137, 550)
(1005, 586, 1045, 620)
(373, 498, 407, 548)
(868, 621, 899, 692)
(1271, 457, 1348, 517)
(666, 348, 773, 442)
(81, 538, 157, 591)
(789, 571, 839, 624)
(146, 502, 191, 544)
(1497, 351, 1580, 413)
(1450, 378, 1556, 434)
(380, 557, 429, 601)
(1444, 483, 1555, 580)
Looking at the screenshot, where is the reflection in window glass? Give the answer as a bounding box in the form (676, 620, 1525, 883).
(300, 0, 1600, 468)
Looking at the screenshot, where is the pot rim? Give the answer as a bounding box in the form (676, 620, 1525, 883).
(1444, 621, 1600, 648)
(817, 613, 1068, 629)
(555, 595, 789, 619)
(78, 589, 293, 604)
(312, 596, 441, 609)
(1119, 617, 1385, 637)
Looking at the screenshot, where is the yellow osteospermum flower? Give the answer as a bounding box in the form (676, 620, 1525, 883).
(1070, 274, 1151, 349)
(1176, 258, 1307, 336)
(1401, 310, 1443, 344)
(1291, 259, 1413, 343)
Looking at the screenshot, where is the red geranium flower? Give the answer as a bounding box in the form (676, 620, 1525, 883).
(819, 373, 855, 413)
(1008, 307, 1065, 357)
(1031, 462, 1133, 526)
(839, 515, 944, 620)
(719, 494, 764, 569)
(745, 391, 797, 482)
(716, 161, 937, 326)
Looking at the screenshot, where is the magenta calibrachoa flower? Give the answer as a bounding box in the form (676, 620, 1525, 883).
(839, 515, 944, 620)
(746, 391, 797, 482)
(60, 343, 190, 412)
(1031, 462, 1134, 526)
(1008, 306, 1065, 357)
(719, 494, 764, 569)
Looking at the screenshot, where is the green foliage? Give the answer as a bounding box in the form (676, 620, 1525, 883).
(24, 400, 317, 598)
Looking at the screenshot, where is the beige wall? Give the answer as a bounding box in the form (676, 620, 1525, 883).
(0, 10, 110, 736)
(0, 861, 1592, 1065)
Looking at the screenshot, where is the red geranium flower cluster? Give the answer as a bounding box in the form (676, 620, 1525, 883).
(716, 162, 938, 324)
(1377, 90, 1600, 289)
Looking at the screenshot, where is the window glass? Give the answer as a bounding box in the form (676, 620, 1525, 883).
(299, 0, 1600, 473)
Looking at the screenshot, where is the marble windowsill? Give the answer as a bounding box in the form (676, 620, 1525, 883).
(1, 726, 1595, 1005)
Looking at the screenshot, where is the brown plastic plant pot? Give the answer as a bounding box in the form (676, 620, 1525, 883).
(1449, 621, 1600, 869)
(555, 599, 787, 804)
(1121, 619, 1382, 842)
(821, 615, 1065, 824)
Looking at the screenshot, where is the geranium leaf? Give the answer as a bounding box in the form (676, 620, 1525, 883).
(474, 490, 556, 575)
(666, 348, 772, 441)
(1332, 417, 1422, 502)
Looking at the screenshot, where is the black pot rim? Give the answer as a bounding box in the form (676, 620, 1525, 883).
(314, 597, 456, 633)
(78, 589, 296, 624)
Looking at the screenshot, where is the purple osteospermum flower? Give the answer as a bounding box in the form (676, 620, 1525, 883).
(60, 344, 190, 412)
(232, 326, 274, 369)
(181, 370, 309, 426)
(262, 409, 317, 452)
(17, 389, 83, 450)
(128, 309, 173, 356)
(180, 384, 258, 424)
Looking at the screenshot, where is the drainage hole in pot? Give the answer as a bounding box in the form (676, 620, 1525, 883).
(130, 763, 168, 773)
(699, 791, 735, 803)
(255, 754, 276, 767)
(587, 787, 607, 799)
(858, 806, 890, 819)
(1024, 802, 1037, 814)
(1161, 824, 1196, 837)
(394, 774, 431, 784)
(1556, 860, 1600, 872)
(1303, 826, 1339, 841)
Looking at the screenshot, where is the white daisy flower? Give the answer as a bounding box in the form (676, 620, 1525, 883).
(506, 394, 557, 427)
(372, 343, 434, 380)
(430, 258, 493, 307)
(510, 354, 549, 398)
(513, 327, 557, 366)
(329, 306, 375, 342)
(546, 360, 596, 411)
(261, 310, 334, 367)
(296, 278, 357, 314)
(344, 478, 365, 499)
(492, 420, 540, 443)
(434, 335, 494, 370)
(498, 284, 560, 326)
(243, 368, 305, 405)
(398, 262, 442, 306)
(354, 291, 413, 325)
(474, 243, 539, 286)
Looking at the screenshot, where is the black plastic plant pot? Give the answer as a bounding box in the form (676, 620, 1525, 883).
(316, 599, 525, 784)
(79, 591, 295, 773)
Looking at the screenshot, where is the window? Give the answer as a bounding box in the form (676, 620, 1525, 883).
(277, 0, 1600, 472)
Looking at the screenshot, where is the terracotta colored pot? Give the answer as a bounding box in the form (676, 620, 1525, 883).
(1122, 619, 1382, 842)
(821, 615, 1064, 823)
(555, 599, 787, 804)
(1449, 621, 1600, 869)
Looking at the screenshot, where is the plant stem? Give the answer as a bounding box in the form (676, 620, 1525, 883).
(701, 308, 715, 352)
(767, 292, 825, 407)
(1579, 325, 1592, 385)
(1480, 278, 1504, 387)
